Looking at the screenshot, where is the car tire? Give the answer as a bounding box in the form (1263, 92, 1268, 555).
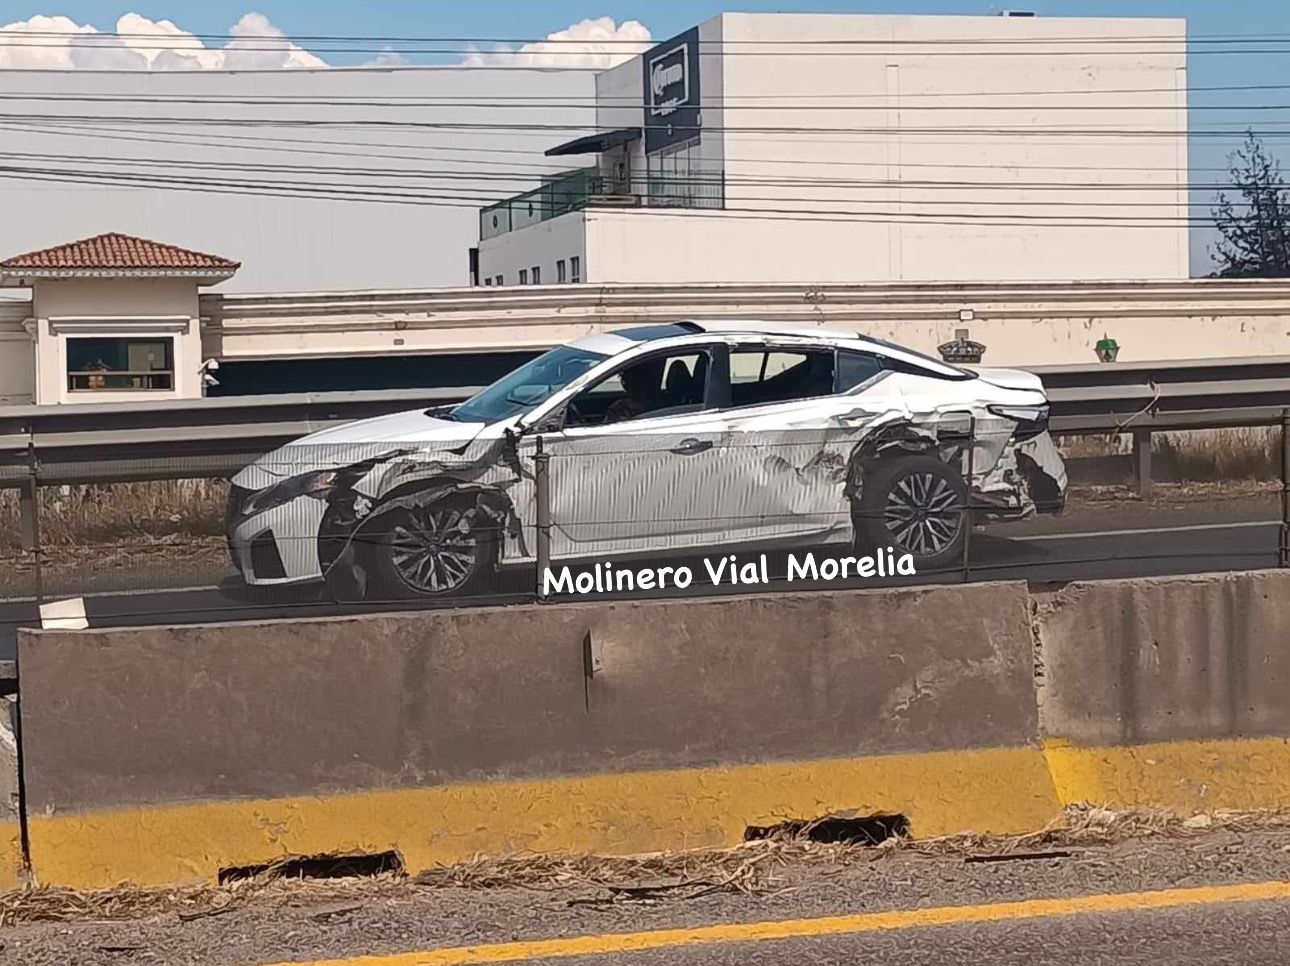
(853, 454, 968, 572)
(368, 493, 495, 601)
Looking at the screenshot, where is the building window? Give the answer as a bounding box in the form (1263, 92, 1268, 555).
(67, 336, 174, 392)
(484, 277, 493, 286)
(495, 275, 503, 286)
(531, 266, 541, 285)
(570, 256, 581, 283)
(519, 268, 528, 285)
(557, 259, 567, 283)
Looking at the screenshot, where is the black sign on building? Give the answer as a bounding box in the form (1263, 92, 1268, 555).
(643, 26, 701, 153)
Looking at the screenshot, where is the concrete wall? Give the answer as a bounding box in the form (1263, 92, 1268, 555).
(11, 569, 1290, 890)
(201, 277, 1290, 369)
(477, 214, 586, 290)
(715, 13, 1188, 283)
(0, 696, 21, 889)
(0, 301, 34, 406)
(17, 583, 1037, 814)
(16, 582, 1056, 887)
(1034, 571, 1290, 746)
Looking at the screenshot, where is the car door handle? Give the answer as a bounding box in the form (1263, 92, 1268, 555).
(671, 438, 713, 456)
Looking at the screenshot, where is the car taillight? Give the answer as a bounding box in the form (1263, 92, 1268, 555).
(987, 403, 1050, 440)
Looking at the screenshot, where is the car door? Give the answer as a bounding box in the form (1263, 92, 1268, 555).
(713, 342, 907, 545)
(544, 345, 733, 559)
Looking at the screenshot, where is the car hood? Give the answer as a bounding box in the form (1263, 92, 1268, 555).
(970, 367, 1047, 396)
(233, 409, 488, 489)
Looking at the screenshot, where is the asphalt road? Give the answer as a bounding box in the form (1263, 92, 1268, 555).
(0, 518, 1277, 664)
(5, 825, 1290, 965)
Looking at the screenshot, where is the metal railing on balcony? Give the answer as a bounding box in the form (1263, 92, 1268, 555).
(480, 168, 725, 240)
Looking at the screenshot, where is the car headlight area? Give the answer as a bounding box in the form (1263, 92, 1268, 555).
(227, 470, 338, 585)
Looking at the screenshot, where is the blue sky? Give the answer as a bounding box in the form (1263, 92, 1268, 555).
(6, 2, 1288, 64)
(6, 1, 1290, 272)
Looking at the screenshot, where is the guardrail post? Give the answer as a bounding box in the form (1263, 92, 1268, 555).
(1281, 410, 1290, 569)
(1131, 429, 1153, 499)
(962, 416, 975, 583)
(21, 440, 43, 605)
(534, 435, 552, 600)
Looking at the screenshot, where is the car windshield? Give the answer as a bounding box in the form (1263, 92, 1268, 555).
(450, 346, 607, 424)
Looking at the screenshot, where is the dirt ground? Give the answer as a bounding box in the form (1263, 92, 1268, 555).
(3, 808, 1290, 966)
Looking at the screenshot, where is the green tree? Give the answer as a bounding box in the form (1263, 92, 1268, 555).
(1211, 131, 1290, 277)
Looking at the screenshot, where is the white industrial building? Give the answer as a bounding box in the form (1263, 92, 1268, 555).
(477, 12, 1189, 287)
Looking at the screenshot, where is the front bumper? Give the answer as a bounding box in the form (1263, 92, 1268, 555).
(226, 484, 327, 586)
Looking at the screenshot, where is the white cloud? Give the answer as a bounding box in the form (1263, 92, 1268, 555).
(364, 46, 410, 68)
(463, 17, 651, 69)
(0, 11, 327, 70)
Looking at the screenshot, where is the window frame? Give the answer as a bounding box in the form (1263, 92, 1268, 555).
(721, 342, 839, 412)
(65, 334, 176, 394)
(556, 259, 567, 283)
(555, 343, 722, 431)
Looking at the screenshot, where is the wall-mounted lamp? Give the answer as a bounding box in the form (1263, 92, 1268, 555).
(1095, 335, 1120, 364)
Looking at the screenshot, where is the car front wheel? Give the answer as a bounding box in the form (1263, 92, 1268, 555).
(369, 494, 492, 600)
(853, 455, 968, 572)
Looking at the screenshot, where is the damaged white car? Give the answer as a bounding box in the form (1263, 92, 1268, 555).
(227, 322, 1067, 600)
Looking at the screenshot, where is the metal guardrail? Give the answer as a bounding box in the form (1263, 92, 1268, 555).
(4, 355, 1290, 493)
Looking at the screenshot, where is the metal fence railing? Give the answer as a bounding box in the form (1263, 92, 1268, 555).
(480, 168, 726, 240)
(5, 358, 1290, 677)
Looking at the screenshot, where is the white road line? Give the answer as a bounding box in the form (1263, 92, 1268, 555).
(0, 583, 223, 606)
(1012, 519, 1276, 542)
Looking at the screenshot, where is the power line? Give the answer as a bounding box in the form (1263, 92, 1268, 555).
(0, 80, 1280, 102)
(0, 112, 1237, 137)
(0, 148, 1248, 196)
(0, 92, 1268, 112)
(0, 162, 1228, 227)
(6, 120, 1246, 178)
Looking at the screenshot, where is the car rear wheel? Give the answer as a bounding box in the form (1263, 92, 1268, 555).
(853, 455, 968, 571)
(370, 495, 492, 600)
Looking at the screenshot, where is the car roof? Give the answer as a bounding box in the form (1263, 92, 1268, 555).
(609, 320, 864, 343)
(575, 320, 971, 379)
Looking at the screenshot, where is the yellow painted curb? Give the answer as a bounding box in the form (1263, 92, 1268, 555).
(254, 879, 1290, 966)
(0, 821, 22, 891)
(1043, 737, 1290, 811)
(25, 746, 1058, 890)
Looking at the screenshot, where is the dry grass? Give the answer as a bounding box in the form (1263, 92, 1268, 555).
(4, 805, 1289, 927)
(0, 479, 227, 551)
(1059, 427, 1281, 482)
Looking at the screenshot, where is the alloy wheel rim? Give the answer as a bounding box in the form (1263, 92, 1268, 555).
(389, 506, 477, 593)
(883, 472, 962, 556)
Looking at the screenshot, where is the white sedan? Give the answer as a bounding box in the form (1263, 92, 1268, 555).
(226, 321, 1066, 599)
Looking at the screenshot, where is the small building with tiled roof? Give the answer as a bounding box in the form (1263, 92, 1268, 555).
(0, 233, 240, 281)
(0, 233, 239, 405)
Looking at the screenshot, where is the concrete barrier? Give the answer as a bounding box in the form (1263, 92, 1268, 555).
(8, 569, 1290, 891)
(1034, 570, 1290, 812)
(16, 582, 1053, 888)
(0, 696, 22, 889)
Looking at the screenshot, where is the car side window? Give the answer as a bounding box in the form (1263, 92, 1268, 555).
(836, 349, 885, 392)
(727, 347, 835, 408)
(563, 349, 712, 428)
